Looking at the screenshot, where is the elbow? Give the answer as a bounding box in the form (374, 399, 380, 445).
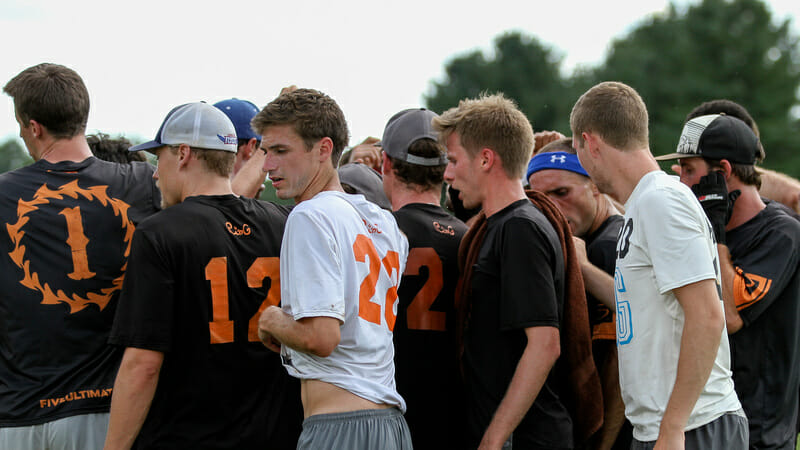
(724, 311, 744, 334)
(303, 334, 340, 358)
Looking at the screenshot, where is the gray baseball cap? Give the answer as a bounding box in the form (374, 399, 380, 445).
(380, 108, 447, 166)
(130, 102, 238, 153)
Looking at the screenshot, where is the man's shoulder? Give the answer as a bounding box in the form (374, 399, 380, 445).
(394, 203, 467, 235)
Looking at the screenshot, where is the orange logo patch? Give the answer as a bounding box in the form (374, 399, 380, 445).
(6, 180, 135, 313)
(733, 267, 772, 311)
(433, 221, 455, 236)
(226, 222, 251, 236)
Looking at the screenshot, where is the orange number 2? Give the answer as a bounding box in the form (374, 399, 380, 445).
(404, 247, 445, 331)
(353, 234, 401, 331)
(205, 256, 280, 344)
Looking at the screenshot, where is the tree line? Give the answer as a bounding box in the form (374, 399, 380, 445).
(425, 0, 800, 176)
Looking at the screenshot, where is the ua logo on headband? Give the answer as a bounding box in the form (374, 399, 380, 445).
(550, 155, 566, 164)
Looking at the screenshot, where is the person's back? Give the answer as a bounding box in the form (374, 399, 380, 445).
(392, 203, 467, 446)
(726, 201, 800, 448)
(0, 63, 160, 449)
(111, 195, 299, 448)
(0, 157, 159, 424)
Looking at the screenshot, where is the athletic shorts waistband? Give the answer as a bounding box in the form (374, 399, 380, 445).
(303, 408, 402, 426)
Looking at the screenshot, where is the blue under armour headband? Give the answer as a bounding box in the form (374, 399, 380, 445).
(526, 151, 589, 180)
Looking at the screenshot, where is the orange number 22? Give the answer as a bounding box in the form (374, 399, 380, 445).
(353, 234, 401, 331)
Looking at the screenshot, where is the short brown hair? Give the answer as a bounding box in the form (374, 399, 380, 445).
(535, 137, 575, 156)
(169, 146, 235, 178)
(386, 138, 446, 192)
(3, 63, 90, 139)
(433, 93, 534, 179)
(251, 88, 349, 166)
(570, 81, 649, 151)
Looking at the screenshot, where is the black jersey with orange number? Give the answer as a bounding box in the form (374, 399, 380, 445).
(109, 195, 301, 449)
(585, 214, 624, 340)
(726, 201, 800, 449)
(392, 203, 467, 450)
(0, 157, 160, 426)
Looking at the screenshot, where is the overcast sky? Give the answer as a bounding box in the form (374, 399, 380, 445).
(1, 0, 797, 148)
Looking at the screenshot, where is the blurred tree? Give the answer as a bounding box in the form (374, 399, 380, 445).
(596, 0, 800, 175)
(425, 31, 577, 134)
(0, 138, 32, 173)
(425, 0, 800, 175)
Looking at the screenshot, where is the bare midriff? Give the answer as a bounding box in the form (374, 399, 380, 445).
(301, 379, 392, 418)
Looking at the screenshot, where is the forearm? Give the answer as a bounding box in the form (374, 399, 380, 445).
(716, 244, 743, 333)
(259, 306, 340, 357)
(104, 348, 163, 450)
(580, 261, 616, 310)
(481, 327, 560, 449)
(231, 151, 267, 198)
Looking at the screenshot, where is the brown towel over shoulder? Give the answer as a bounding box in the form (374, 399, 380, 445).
(456, 190, 604, 445)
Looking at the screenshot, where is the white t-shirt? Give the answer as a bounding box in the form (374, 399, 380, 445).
(279, 191, 409, 411)
(615, 171, 741, 441)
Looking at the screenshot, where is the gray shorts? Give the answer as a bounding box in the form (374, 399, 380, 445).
(0, 412, 109, 450)
(297, 408, 412, 450)
(631, 409, 748, 450)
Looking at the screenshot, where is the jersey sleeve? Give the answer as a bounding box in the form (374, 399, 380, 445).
(109, 227, 175, 352)
(282, 209, 346, 322)
(732, 225, 800, 325)
(638, 188, 718, 294)
(498, 217, 560, 330)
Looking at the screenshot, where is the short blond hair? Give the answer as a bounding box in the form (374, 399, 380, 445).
(570, 81, 649, 151)
(433, 93, 534, 179)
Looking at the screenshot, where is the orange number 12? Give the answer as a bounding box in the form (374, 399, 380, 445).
(205, 256, 280, 344)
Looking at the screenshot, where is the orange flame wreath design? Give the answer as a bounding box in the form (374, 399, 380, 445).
(6, 180, 135, 313)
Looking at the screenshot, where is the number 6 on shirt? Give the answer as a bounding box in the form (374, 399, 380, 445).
(353, 234, 401, 331)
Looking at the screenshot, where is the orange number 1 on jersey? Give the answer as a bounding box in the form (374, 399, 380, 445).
(60, 206, 96, 281)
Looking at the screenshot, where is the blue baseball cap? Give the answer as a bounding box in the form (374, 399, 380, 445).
(213, 98, 261, 142)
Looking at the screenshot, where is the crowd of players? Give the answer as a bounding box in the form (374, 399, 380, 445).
(0, 62, 799, 450)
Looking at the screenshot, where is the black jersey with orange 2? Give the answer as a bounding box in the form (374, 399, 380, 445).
(109, 195, 301, 449)
(392, 203, 467, 449)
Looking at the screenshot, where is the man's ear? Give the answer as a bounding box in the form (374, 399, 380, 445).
(241, 138, 258, 160)
(382, 153, 392, 174)
(718, 159, 733, 180)
(28, 119, 43, 139)
(177, 144, 192, 168)
(479, 147, 496, 171)
(582, 132, 602, 158)
(318, 137, 334, 163)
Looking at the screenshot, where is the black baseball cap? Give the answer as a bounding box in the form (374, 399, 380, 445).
(655, 114, 759, 164)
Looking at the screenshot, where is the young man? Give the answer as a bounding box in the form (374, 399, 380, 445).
(0, 63, 160, 449)
(380, 108, 468, 448)
(570, 81, 746, 449)
(254, 88, 411, 449)
(656, 114, 800, 449)
(527, 138, 630, 449)
(434, 94, 572, 449)
(104, 102, 299, 449)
